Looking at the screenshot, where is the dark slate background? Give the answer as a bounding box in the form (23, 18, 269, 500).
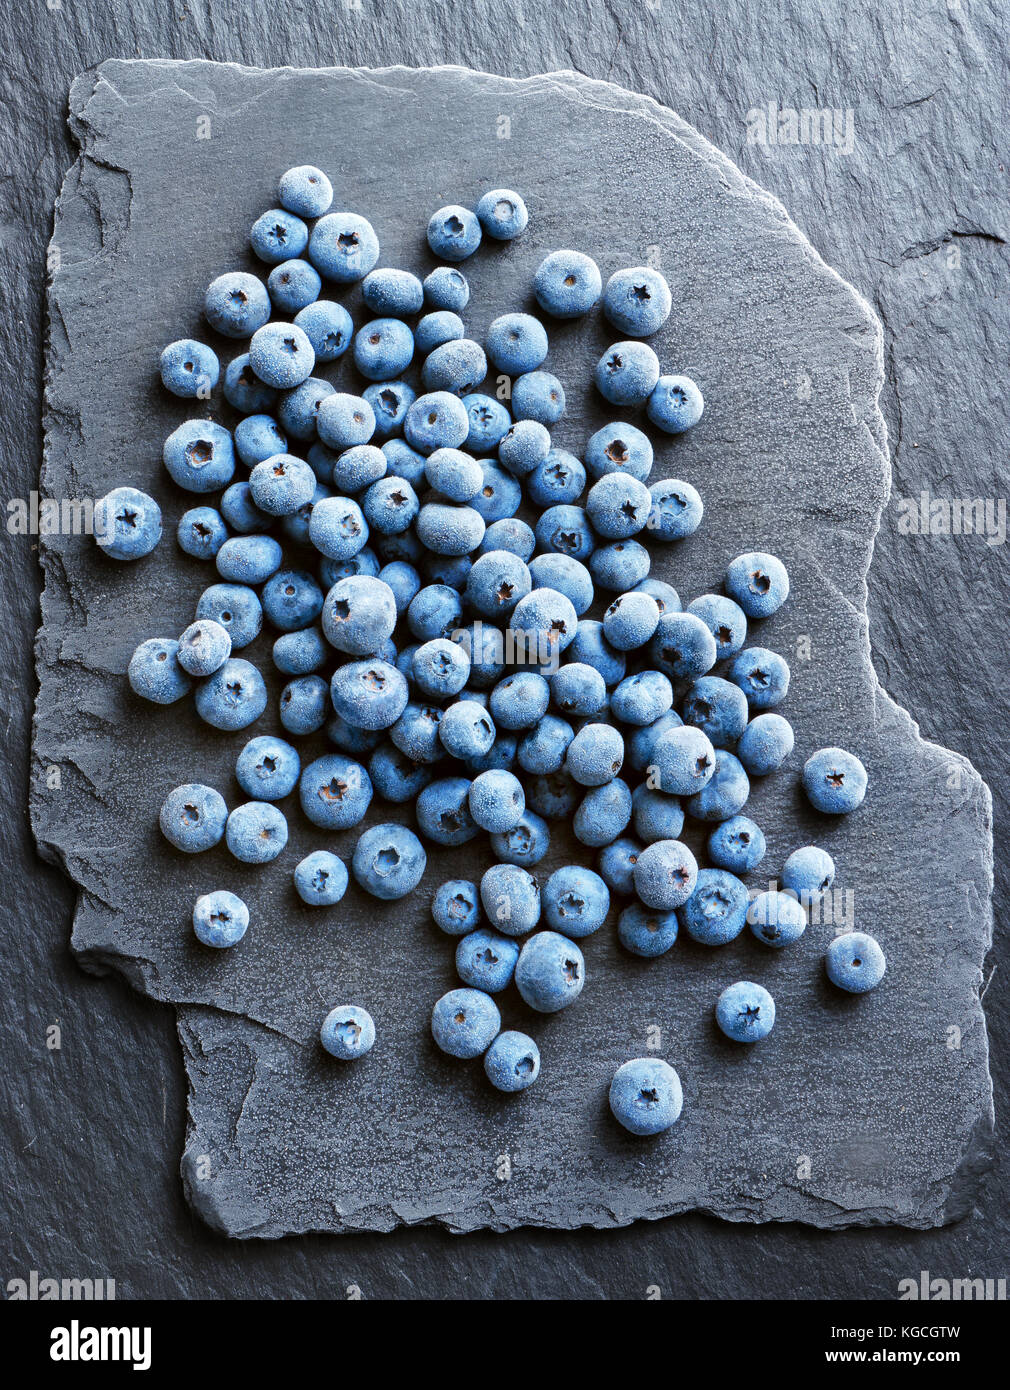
(3, 2, 1006, 1298)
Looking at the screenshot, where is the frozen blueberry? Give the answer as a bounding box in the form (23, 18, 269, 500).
(685, 749, 750, 822)
(618, 903, 678, 958)
(610, 670, 673, 726)
(196, 582, 262, 649)
(499, 419, 551, 477)
(565, 723, 624, 786)
(364, 381, 415, 439)
(295, 299, 354, 362)
(326, 713, 383, 760)
(825, 931, 886, 993)
(650, 611, 717, 681)
(525, 770, 580, 821)
(251, 207, 308, 264)
(527, 448, 586, 508)
(715, 982, 776, 1042)
(308, 496, 369, 561)
(633, 839, 698, 909)
(404, 391, 470, 455)
(236, 735, 300, 801)
(479, 517, 535, 561)
(511, 371, 565, 426)
(634, 577, 681, 617)
(679, 869, 749, 945)
(567, 620, 626, 686)
(595, 340, 660, 406)
(748, 890, 807, 948)
(205, 271, 271, 339)
(320, 1005, 375, 1061)
(511, 587, 579, 662)
(438, 699, 495, 760)
(598, 837, 643, 896)
(193, 890, 249, 948)
(160, 338, 219, 399)
(573, 778, 633, 848)
(176, 506, 227, 561)
(463, 392, 511, 453)
(416, 502, 486, 556)
(321, 547, 383, 585)
(361, 267, 424, 316)
(220, 481, 269, 535)
(686, 595, 746, 662)
(602, 266, 672, 338)
(708, 815, 766, 874)
(195, 657, 268, 731)
(486, 313, 548, 375)
(416, 776, 480, 846)
(803, 746, 868, 814)
(476, 187, 528, 240)
(456, 928, 520, 993)
(480, 864, 540, 937)
(427, 205, 482, 262)
(279, 674, 329, 735)
(602, 591, 660, 651)
(431, 988, 500, 1058)
(470, 458, 522, 523)
(609, 1058, 682, 1134)
(268, 257, 322, 313)
(422, 338, 488, 396)
(466, 550, 532, 619)
(517, 714, 575, 775)
(783, 846, 836, 905)
(299, 753, 372, 830)
(736, 712, 794, 777)
(681, 676, 749, 749)
(378, 559, 421, 615)
(408, 638, 467, 701)
(95, 486, 162, 562)
(631, 785, 685, 843)
(278, 379, 333, 444)
(586, 471, 652, 539)
(730, 647, 790, 710)
(321, 574, 397, 656)
(160, 783, 227, 853)
(586, 421, 653, 482)
(330, 659, 408, 730)
(589, 539, 651, 593)
(354, 317, 414, 381)
(626, 710, 683, 775)
(424, 265, 470, 311)
(534, 505, 594, 565)
(390, 702, 443, 764)
(278, 164, 333, 217)
(415, 310, 464, 355)
(407, 583, 463, 642)
(532, 249, 602, 319)
(469, 769, 525, 833)
(647, 375, 704, 434)
(369, 741, 434, 802)
(247, 454, 315, 518)
(489, 809, 550, 867)
(225, 801, 288, 864)
(425, 448, 483, 503)
(647, 478, 704, 542)
(216, 534, 283, 586)
(381, 438, 427, 488)
(176, 619, 231, 677)
(330, 447, 387, 496)
(515, 931, 584, 1012)
(261, 569, 324, 632)
(725, 551, 789, 619)
(308, 211, 380, 283)
(249, 321, 315, 390)
(527, 555, 594, 618)
(353, 822, 426, 900)
(235, 413, 288, 467)
(543, 865, 610, 938)
(484, 1031, 540, 1092)
(432, 879, 481, 935)
(426, 553, 474, 592)
(163, 419, 235, 494)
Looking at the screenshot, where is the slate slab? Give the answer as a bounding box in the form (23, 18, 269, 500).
(33, 60, 993, 1238)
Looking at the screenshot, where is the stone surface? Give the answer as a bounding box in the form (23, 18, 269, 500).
(1, 2, 1005, 1297)
(31, 59, 992, 1239)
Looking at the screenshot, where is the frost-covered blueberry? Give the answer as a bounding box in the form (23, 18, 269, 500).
(216, 534, 283, 585)
(193, 890, 249, 949)
(431, 988, 500, 1058)
(409, 638, 469, 701)
(543, 865, 609, 937)
(534, 504, 595, 563)
(308, 496, 369, 561)
(235, 735, 300, 801)
(489, 809, 551, 867)
(316, 393, 375, 454)
(177, 506, 227, 561)
(177, 619, 231, 677)
(517, 714, 575, 775)
(361, 267, 424, 316)
(586, 471, 652, 540)
(484, 1031, 541, 1092)
(633, 839, 698, 910)
(525, 769, 580, 821)
(416, 776, 480, 846)
(250, 207, 309, 264)
(381, 438, 427, 489)
(736, 712, 794, 776)
(566, 620, 626, 687)
(549, 663, 607, 718)
(585, 421, 653, 482)
(527, 448, 586, 508)
(330, 446, 387, 496)
(421, 338, 488, 396)
(291, 301, 352, 367)
(456, 927, 521, 993)
(478, 519, 535, 564)
(248, 321, 315, 390)
(631, 784, 684, 843)
(196, 583, 263, 649)
(783, 845, 836, 905)
(681, 676, 749, 749)
(160, 338, 219, 399)
(626, 710, 683, 775)
(308, 211, 380, 283)
(364, 380, 416, 438)
(220, 481, 269, 535)
(424, 265, 470, 311)
(748, 890, 807, 948)
(354, 317, 415, 381)
(489, 672, 550, 730)
(261, 569, 324, 632)
(618, 903, 678, 958)
(647, 374, 704, 434)
(707, 815, 766, 874)
(321, 574, 397, 656)
(649, 610, 717, 681)
(267, 257, 322, 313)
(432, 879, 481, 935)
(278, 164, 333, 217)
(566, 722, 624, 786)
(368, 742, 434, 802)
(330, 659, 408, 731)
(573, 778, 633, 848)
(407, 583, 463, 642)
(163, 419, 235, 493)
(439, 699, 496, 760)
(684, 749, 750, 822)
(589, 539, 651, 592)
(603, 591, 660, 651)
(533, 249, 602, 319)
(647, 478, 704, 542)
(159, 783, 227, 853)
(725, 551, 790, 618)
(527, 554, 594, 617)
(679, 868, 749, 945)
(353, 822, 426, 900)
(415, 310, 465, 355)
(277, 378, 332, 444)
(480, 864, 540, 937)
(427, 205, 482, 262)
(485, 312, 548, 375)
(195, 657, 268, 731)
(715, 982, 776, 1042)
(298, 753, 372, 830)
(609, 1058, 682, 1134)
(598, 837, 642, 896)
(602, 266, 672, 338)
(803, 746, 868, 814)
(511, 370, 565, 426)
(225, 801, 288, 864)
(235, 413, 288, 466)
(471, 459, 522, 524)
(730, 647, 791, 710)
(463, 392, 511, 454)
(825, 931, 886, 993)
(686, 593, 746, 661)
(595, 340, 660, 406)
(634, 578, 681, 618)
(511, 587, 579, 661)
(205, 272, 271, 340)
(404, 391, 470, 455)
(362, 474, 419, 541)
(424, 447, 482, 503)
(378, 559, 421, 615)
(515, 931, 585, 1012)
(499, 419, 551, 477)
(610, 670, 673, 726)
(469, 769, 525, 833)
(249, 454, 316, 517)
(320, 1004, 376, 1061)
(476, 187, 528, 240)
(128, 638, 191, 704)
(279, 674, 329, 735)
(464, 550, 531, 620)
(390, 702, 443, 764)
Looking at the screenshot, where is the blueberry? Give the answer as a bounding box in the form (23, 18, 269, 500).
(479, 517, 535, 561)
(466, 549, 532, 619)
(236, 734, 300, 801)
(404, 391, 470, 454)
(416, 776, 480, 846)
(783, 846, 836, 905)
(415, 310, 465, 355)
(476, 188, 528, 240)
(480, 864, 540, 937)
(647, 478, 704, 541)
(602, 266, 672, 337)
(470, 459, 522, 523)
(364, 381, 416, 439)
(325, 713, 383, 759)
(251, 207, 309, 264)
(177, 619, 231, 677)
(511, 587, 578, 661)
(381, 438, 427, 488)
(249, 321, 315, 390)
(431, 988, 500, 1058)
(390, 702, 443, 764)
(425, 553, 474, 591)
(354, 317, 415, 381)
(484, 1031, 541, 1092)
(216, 534, 283, 585)
(803, 746, 868, 813)
(248, 454, 316, 518)
(423, 265, 470, 311)
(634, 577, 682, 616)
(416, 502, 485, 556)
(463, 392, 511, 453)
(294, 300, 354, 362)
(595, 341, 660, 406)
(730, 652, 790, 720)
(330, 446, 387, 495)
(353, 822, 426, 900)
(566, 619, 626, 686)
(609, 1058, 683, 1134)
(825, 932, 886, 993)
(320, 574, 396, 656)
(707, 815, 766, 874)
(320, 1004, 376, 1060)
(308, 496, 370, 561)
(747, 890, 807, 948)
(598, 836, 643, 896)
(220, 481, 269, 535)
(488, 672, 549, 731)
(527, 448, 586, 508)
(725, 551, 789, 618)
(525, 769, 580, 821)
(589, 539, 651, 592)
(407, 583, 463, 641)
(428, 203, 483, 260)
(647, 374, 704, 434)
(610, 670, 673, 725)
(330, 659, 408, 730)
(469, 768, 525, 833)
(650, 611, 717, 680)
(573, 778, 633, 848)
(277, 378, 333, 444)
(515, 930, 584, 1012)
(602, 591, 660, 651)
(486, 313, 549, 375)
(685, 749, 750, 821)
(543, 865, 610, 937)
(499, 419, 551, 477)
(489, 809, 551, 867)
(633, 839, 698, 909)
(586, 424, 653, 485)
(195, 657, 268, 731)
(361, 267, 424, 316)
(235, 412, 288, 466)
(299, 753, 372, 830)
(511, 371, 565, 426)
(517, 714, 575, 775)
(193, 890, 249, 948)
(456, 927, 520, 993)
(686, 593, 746, 660)
(407, 639, 467, 701)
(205, 272, 271, 339)
(368, 742, 434, 802)
(626, 710, 683, 775)
(565, 723, 624, 786)
(95, 486, 162, 561)
(378, 559, 421, 614)
(268, 257, 322, 313)
(715, 982, 776, 1042)
(527, 554, 594, 617)
(586, 472, 652, 539)
(532, 249, 602, 319)
(679, 869, 749, 945)
(159, 783, 227, 853)
(278, 164, 333, 217)
(196, 583, 263, 649)
(681, 676, 749, 749)
(422, 338, 488, 396)
(631, 785, 684, 843)
(308, 212, 380, 282)
(439, 699, 496, 760)
(279, 674, 329, 735)
(177, 506, 227, 561)
(225, 801, 288, 864)
(160, 338, 219, 399)
(425, 448, 482, 503)
(163, 419, 235, 494)
(618, 903, 678, 958)
(432, 879, 481, 935)
(261, 569, 324, 632)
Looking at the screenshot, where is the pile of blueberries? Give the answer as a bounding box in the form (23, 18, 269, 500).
(98, 166, 884, 1136)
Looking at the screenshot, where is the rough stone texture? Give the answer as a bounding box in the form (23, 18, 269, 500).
(31, 59, 993, 1240)
(2, 2, 1005, 1297)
